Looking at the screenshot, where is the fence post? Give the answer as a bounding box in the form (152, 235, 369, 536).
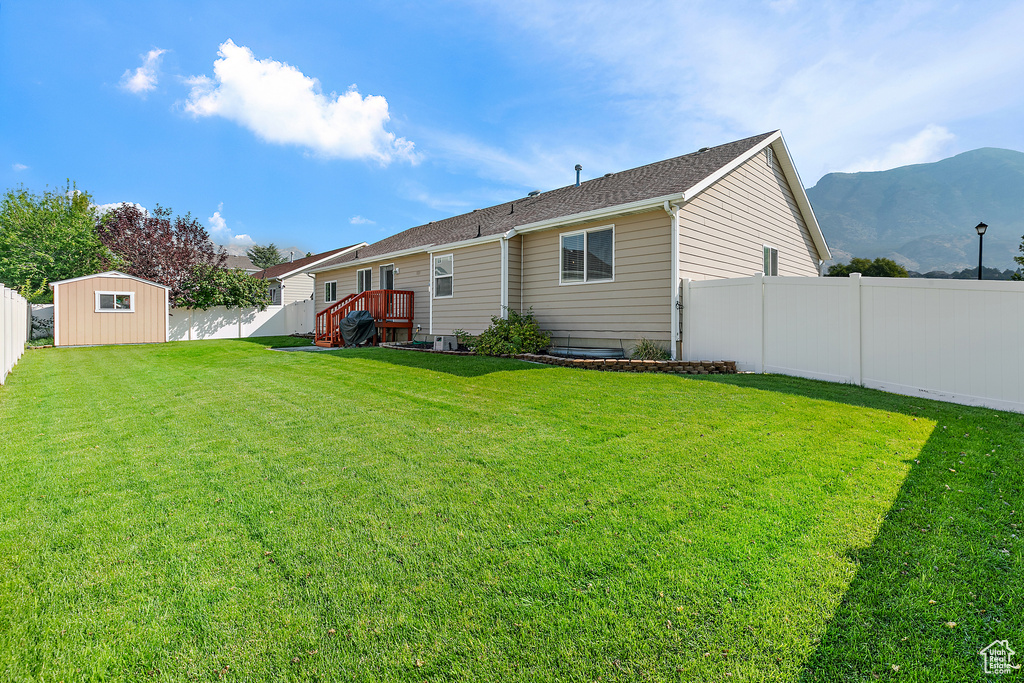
(849, 273, 863, 385)
(752, 273, 765, 373)
(679, 278, 690, 361)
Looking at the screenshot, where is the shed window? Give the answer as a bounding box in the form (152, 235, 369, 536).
(324, 281, 337, 303)
(96, 291, 133, 312)
(560, 226, 614, 284)
(356, 269, 371, 293)
(433, 254, 453, 298)
(763, 246, 779, 276)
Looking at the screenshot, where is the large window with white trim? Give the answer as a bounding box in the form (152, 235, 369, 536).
(433, 254, 453, 298)
(356, 269, 371, 293)
(560, 226, 614, 284)
(95, 291, 133, 312)
(324, 280, 337, 303)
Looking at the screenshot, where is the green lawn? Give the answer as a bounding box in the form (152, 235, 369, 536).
(0, 338, 1020, 682)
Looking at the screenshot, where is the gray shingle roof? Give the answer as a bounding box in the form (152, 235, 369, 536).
(253, 245, 360, 280)
(317, 132, 775, 270)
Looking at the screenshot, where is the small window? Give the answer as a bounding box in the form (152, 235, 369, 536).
(95, 291, 133, 312)
(560, 226, 614, 284)
(356, 269, 371, 293)
(268, 287, 281, 305)
(433, 254, 453, 298)
(324, 281, 337, 303)
(763, 246, 779, 276)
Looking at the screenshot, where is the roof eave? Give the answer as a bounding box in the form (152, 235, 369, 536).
(49, 270, 171, 290)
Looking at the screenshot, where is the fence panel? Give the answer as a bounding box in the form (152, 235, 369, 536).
(1, 285, 30, 385)
(167, 300, 312, 342)
(683, 275, 1024, 414)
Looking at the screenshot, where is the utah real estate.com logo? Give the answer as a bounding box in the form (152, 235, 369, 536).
(981, 640, 1019, 675)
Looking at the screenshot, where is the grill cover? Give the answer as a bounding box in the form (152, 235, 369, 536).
(340, 310, 376, 346)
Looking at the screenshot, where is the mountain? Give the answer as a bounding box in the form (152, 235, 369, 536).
(806, 148, 1024, 272)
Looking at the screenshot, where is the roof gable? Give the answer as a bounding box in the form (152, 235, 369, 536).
(49, 270, 170, 290)
(254, 244, 365, 280)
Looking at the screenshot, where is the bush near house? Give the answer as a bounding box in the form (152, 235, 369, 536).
(474, 307, 550, 356)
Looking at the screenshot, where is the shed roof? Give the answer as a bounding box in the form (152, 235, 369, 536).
(49, 270, 170, 290)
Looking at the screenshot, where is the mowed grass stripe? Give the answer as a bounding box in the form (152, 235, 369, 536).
(0, 339, 1019, 682)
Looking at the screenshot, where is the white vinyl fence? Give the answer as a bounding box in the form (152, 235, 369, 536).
(683, 273, 1024, 413)
(1, 284, 30, 385)
(168, 299, 314, 342)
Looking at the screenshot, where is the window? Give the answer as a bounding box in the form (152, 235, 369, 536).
(433, 254, 453, 298)
(95, 291, 133, 312)
(356, 269, 371, 293)
(560, 226, 614, 284)
(324, 281, 337, 303)
(268, 286, 281, 305)
(763, 246, 779, 276)
(379, 264, 394, 290)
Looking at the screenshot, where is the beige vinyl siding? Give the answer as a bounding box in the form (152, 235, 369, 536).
(521, 210, 672, 343)
(679, 148, 821, 280)
(507, 235, 523, 314)
(280, 273, 314, 305)
(315, 253, 431, 333)
(56, 276, 166, 346)
(431, 242, 502, 335)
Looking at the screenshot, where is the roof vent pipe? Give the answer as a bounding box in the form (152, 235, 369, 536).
(575, 164, 582, 187)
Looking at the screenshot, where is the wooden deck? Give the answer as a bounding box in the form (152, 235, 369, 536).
(314, 290, 415, 347)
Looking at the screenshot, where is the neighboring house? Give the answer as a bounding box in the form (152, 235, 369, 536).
(310, 131, 831, 358)
(223, 254, 262, 274)
(50, 271, 169, 347)
(254, 245, 365, 306)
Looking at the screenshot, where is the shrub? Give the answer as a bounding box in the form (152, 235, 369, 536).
(475, 308, 550, 356)
(451, 328, 478, 350)
(631, 338, 670, 360)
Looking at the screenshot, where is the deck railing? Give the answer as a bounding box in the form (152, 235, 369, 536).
(314, 289, 415, 346)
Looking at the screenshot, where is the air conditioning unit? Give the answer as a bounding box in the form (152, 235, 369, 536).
(433, 335, 457, 351)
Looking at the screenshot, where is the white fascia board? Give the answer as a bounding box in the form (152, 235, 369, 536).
(271, 243, 369, 279)
(681, 131, 831, 262)
(512, 194, 685, 236)
(307, 243, 436, 274)
(49, 270, 171, 290)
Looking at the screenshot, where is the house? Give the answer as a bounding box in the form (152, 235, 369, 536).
(50, 271, 169, 347)
(253, 245, 365, 305)
(223, 254, 262, 274)
(310, 131, 831, 358)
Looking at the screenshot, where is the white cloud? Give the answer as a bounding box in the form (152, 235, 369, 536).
(12, 163, 28, 171)
(92, 201, 147, 216)
(185, 40, 417, 164)
(844, 124, 956, 172)
(207, 203, 255, 246)
(349, 215, 376, 225)
(120, 48, 166, 95)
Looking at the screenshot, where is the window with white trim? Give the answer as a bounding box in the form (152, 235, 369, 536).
(324, 280, 337, 303)
(268, 285, 281, 305)
(763, 246, 779, 276)
(560, 226, 614, 284)
(356, 268, 371, 293)
(95, 291, 133, 312)
(433, 254, 453, 298)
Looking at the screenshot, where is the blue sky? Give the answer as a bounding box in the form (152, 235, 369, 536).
(3, 0, 1024, 254)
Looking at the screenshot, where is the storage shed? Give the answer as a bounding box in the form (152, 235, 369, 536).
(50, 271, 169, 347)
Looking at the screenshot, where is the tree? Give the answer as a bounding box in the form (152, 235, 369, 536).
(175, 265, 271, 310)
(0, 182, 109, 301)
(97, 203, 226, 301)
(827, 257, 908, 278)
(246, 243, 285, 269)
(1014, 235, 1024, 281)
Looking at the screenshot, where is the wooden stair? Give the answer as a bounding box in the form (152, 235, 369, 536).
(314, 289, 415, 347)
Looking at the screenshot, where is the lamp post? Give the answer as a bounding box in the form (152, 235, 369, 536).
(975, 222, 988, 280)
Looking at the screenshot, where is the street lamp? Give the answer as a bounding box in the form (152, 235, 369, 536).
(975, 222, 988, 280)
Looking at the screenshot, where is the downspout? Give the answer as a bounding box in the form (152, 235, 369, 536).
(664, 201, 681, 360)
(428, 251, 434, 336)
(500, 228, 517, 318)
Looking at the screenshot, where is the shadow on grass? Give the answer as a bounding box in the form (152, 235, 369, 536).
(316, 346, 548, 378)
(696, 373, 1024, 679)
